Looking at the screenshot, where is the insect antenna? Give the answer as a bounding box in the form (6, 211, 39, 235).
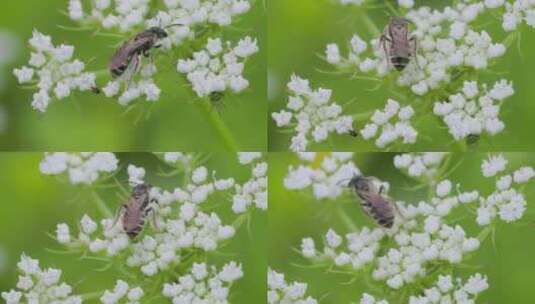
(165, 23, 185, 29)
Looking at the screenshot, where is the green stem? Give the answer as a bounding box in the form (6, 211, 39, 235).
(358, 9, 381, 36)
(80, 291, 103, 300)
(197, 100, 240, 152)
(91, 191, 113, 219)
(336, 206, 358, 232)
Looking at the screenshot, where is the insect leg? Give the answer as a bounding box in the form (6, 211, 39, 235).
(392, 201, 406, 221)
(125, 55, 141, 90)
(379, 34, 392, 69)
(113, 205, 127, 227)
(146, 199, 161, 231)
(379, 185, 385, 195)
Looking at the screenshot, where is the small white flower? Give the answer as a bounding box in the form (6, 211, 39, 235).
(272, 75, 354, 151)
(40, 153, 119, 185)
(163, 262, 243, 303)
(436, 180, 452, 197)
(435, 80, 512, 141)
(361, 99, 417, 148)
(513, 166, 535, 184)
(268, 268, 318, 304)
(4, 255, 81, 304)
(481, 154, 508, 177)
(56, 223, 71, 244)
(15, 31, 96, 112)
(178, 36, 258, 98)
(127, 164, 146, 186)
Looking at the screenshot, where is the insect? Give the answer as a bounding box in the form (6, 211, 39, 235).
(109, 24, 182, 79)
(118, 183, 158, 239)
(379, 17, 418, 71)
(347, 175, 395, 228)
(466, 134, 480, 146)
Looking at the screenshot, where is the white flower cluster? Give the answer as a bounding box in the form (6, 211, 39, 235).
(492, 0, 535, 31)
(67, 0, 152, 32)
(13, 30, 96, 112)
(126, 204, 235, 276)
(68, 0, 251, 36)
(301, 228, 385, 271)
(284, 153, 360, 200)
(272, 75, 355, 152)
(56, 214, 130, 257)
(147, 0, 251, 49)
(1, 254, 81, 304)
(393, 153, 448, 178)
(103, 63, 161, 105)
(268, 268, 318, 304)
(162, 261, 243, 303)
(298, 174, 481, 290)
(433, 79, 514, 140)
(360, 99, 417, 148)
(127, 164, 146, 186)
(338, 0, 414, 8)
(369, 181, 481, 289)
(326, 3, 506, 96)
(238, 152, 263, 165)
(408, 273, 488, 304)
(476, 154, 535, 225)
(100, 280, 144, 304)
(56, 163, 241, 276)
(359, 293, 389, 304)
(177, 36, 259, 98)
(40, 152, 119, 185)
(161, 152, 194, 167)
(232, 153, 267, 213)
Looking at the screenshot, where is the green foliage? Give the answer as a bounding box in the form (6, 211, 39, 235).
(0, 153, 266, 303)
(0, 0, 267, 151)
(268, 0, 535, 151)
(268, 152, 535, 303)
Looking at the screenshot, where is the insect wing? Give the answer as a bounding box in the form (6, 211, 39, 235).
(358, 192, 394, 226)
(109, 41, 135, 77)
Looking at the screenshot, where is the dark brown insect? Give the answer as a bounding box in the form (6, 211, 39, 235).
(91, 86, 101, 94)
(119, 183, 158, 239)
(348, 175, 395, 228)
(109, 25, 181, 79)
(379, 17, 418, 71)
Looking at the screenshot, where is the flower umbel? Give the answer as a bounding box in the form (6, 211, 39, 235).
(39, 152, 119, 185)
(1, 254, 82, 304)
(13, 30, 96, 112)
(177, 36, 259, 98)
(268, 268, 318, 304)
(272, 75, 355, 151)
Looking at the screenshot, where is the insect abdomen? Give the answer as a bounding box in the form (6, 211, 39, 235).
(361, 199, 395, 228)
(122, 207, 146, 239)
(111, 65, 128, 78)
(125, 219, 145, 238)
(391, 56, 410, 71)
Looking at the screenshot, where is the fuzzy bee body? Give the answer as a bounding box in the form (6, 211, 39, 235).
(120, 183, 157, 239)
(348, 175, 395, 228)
(109, 27, 170, 79)
(379, 17, 417, 72)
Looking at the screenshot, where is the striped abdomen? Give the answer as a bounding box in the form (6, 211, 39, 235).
(122, 205, 147, 239)
(390, 56, 410, 71)
(358, 193, 395, 228)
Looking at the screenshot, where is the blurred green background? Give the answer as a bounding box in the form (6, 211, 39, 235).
(0, 153, 266, 303)
(269, 152, 535, 303)
(268, 0, 535, 151)
(0, 1, 266, 151)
